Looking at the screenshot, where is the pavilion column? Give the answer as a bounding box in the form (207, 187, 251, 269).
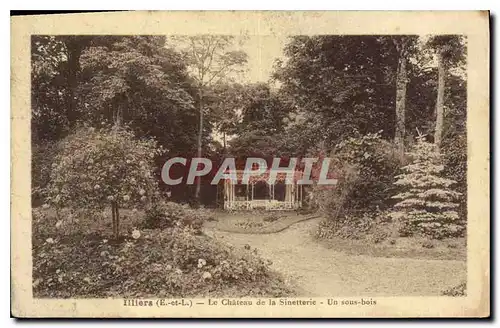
(231, 182, 235, 204)
(224, 180, 228, 209)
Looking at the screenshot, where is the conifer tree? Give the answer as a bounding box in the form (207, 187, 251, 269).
(390, 135, 464, 239)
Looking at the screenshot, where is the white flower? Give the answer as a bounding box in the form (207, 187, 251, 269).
(94, 184, 100, 190)
(139, 189, 146, 196)
(197, 259, 207, 268)
(175, 269, 183, 275)
(41, 203, 50, 209)
(131, 229, 141, 240)
(126, 160, 131, 164)
(103, 239, 108, 243)
(55, 220, 63, 229)
(107, 195, 115, 201)
(140, 196, 147, 202)
(33, 278, 42, 288)
(165, 264, 172, 271)
(132, 208, 138, 213)
(46, 238, 54, 244)
(202, 271, 212, 280)
(123, 195, 130, 202)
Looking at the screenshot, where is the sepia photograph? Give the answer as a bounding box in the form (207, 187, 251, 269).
(11, 11, 489, 318)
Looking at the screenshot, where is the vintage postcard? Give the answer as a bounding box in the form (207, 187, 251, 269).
(11, 11, 489, 318)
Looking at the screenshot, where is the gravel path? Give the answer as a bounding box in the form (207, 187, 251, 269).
(206, 218, 466, 297)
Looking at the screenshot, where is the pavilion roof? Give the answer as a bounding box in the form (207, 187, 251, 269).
(222, 169, 304, 183)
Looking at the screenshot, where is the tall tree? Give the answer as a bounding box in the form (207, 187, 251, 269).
(205, 82, 246, 150)
(170, 36, 248, 202)
(79, 35, 197, 150)
(58, 36, 94, 126)
(226, 83, 292, 159)
(427, 35, 466, 150)
(274, 36, 401, 150)
(391, 36, 418, 155)
(31, 36, 71, 142)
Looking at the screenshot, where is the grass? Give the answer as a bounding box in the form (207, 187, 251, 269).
(203, 210, 320, 234)
(318, 234, 466, 261)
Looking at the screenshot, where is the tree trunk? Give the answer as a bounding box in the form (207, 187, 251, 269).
(114, 106, 123, 127)
(115, 204, 120, 239)
(394, 51, 408, 156)
(111, 203, 116, 239)
(194, 89, 204, 204)
(111, 202, 120, 240)
(434, 50, 445, 150)
(66, 47, 82, 127)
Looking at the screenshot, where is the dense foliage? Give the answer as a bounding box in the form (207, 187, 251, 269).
(315, 133, 402, 239)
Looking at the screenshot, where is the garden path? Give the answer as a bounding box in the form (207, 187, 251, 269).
(205, 218, 466, 296)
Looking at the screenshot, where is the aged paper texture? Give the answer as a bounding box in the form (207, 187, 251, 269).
(11, 11, 489, 318)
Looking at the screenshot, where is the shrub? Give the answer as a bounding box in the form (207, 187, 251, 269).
(314, 132, 402, 240)
(316, 209, 395, 242)
(369, 227, 390, 244)
(32, 141, 60, 206)
(389, 136, 464, 239)
(45, 125, 163, 238)
(441, 282, 466, 296)
(421, 240, 436, 249)
(143, 201, 208, 233)
(330, 132, 402, 213)
(263, 214, 282, 222)
(442, 133, 467, 229)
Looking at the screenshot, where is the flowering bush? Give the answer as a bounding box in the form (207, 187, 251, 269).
(45, 125, 163, 238)
(32, 226, 292, 298)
